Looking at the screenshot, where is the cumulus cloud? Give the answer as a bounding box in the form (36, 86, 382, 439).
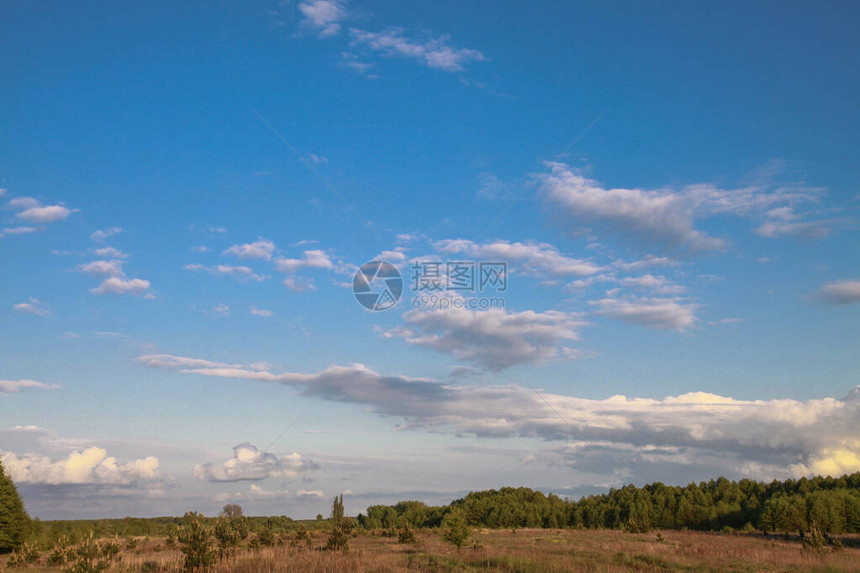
(77, 259, 125, 277)
(349, 28, 486, 72)
(298, 0, 348, 37)
(13, 297, 51, 316)
(386, 307, 587, 371)
(91, 277, 151, 295)
(16, 204, 73, 224)
(815, 279, 860, 305)
(141, 354, 860, 479)
(618, 274, 685, 295)
(93, 246, 126, 258)
(184, 264, 267, 282)
(2, 195, 75, 233)
(1, 447, 159, 485)
(1, 226, 39, 236)
(537, 163, 724, 252)
(223, 239, 276, 261)
(0, 380, 59, 393)
(434, 239, 602, 278)
(193, 443, 315, 482)
(537, 162, 827, 253)
(90, 227, 122, 242)
(75, 252, 151, 296)
(590, 296, 697, 331)
(274, 250, 334, 273)
(250, 306, 274, 317)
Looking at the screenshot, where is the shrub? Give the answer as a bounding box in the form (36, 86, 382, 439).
(177, 512, 215, 571)
(7, 541, 40, 567)
(397, 522, 416, 544)
(47, 535, 72, 565)
(325, 494, 354, 551)
(61, 531, 120, 573)
(440, 509, 471, 552)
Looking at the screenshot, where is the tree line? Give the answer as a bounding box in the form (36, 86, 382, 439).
(358, 473, 860, 534)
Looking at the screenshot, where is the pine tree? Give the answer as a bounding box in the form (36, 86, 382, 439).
(0, 460, 30, 553)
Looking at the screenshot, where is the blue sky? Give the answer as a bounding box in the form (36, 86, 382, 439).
(2, 0, 859, 519)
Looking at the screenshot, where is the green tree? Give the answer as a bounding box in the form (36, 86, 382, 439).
(440, 508, 471, 552)
(0, 460, 30, 553)
(177, 512, 215, 571)
(325, 494, 353, 551)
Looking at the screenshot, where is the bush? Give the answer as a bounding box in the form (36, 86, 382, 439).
(397, 522, 416, 544)
(7, 541, 40, 567)
(214, 514, 248, 560)
(61, 531, 120, 573)
(177, 512, 215, 571)
(325, 494, 354, 551)
(47, 535, 72, 565)
(440, 509, 471, 552)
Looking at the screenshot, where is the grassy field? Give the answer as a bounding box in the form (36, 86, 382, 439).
(4, 528, 860, 573)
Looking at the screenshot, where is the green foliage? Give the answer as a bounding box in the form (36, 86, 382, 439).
(397, 522, 417, 543)
(440, 509, 471, 551)
(0, 460, 31, 553)
(47, 535, 72, 565)
(292, 525, 312, 547)
(250, 524, 275, 548)
(176, 512, 215, 571)
(325, 493, 353, 551)
(7, 540, 40, 567)
(357, 472, 860, 536)
(213, 513, 249, 560)
(61, 531, 120, 573)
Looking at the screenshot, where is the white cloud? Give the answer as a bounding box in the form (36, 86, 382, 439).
(590, 296, 697, 331)
(387, 307, 587, 371)
(184, 263, 267, 282)
(815, 279, 860, 305)
(250, 306, 274, 317)
(274, 250, 334, 273)
(143, 354, 860, 479)
(298, 0, 348, 37)
(435, 239, 602, 278)
(2, 226, 39, 235)
(1, 447, 159, 485)
(138, 354, 242, 369)
(3, 196, 75, 229)
(537, 162, 828, 252)
(91, 277, 151, 295)
(283, 277, 316, 292)
(193, 443, 315, 482)
(223, 238, 276, 261)
(537, 162, 723, 252)
(754, 218, 844, 239)
(77, 259, 125, 277)
(13, 297, 51, 316)
(349, 28, 486, 72)
(618, 274, 685, 295)
(214, 303, 231, 317)
(305, 153, 328, 165)
(93, 246, 127, 258)
(0, 379, 59, 393)
(6, 197, 40, 209)
(16, 205, 72, 223)
(90, 227, 123, 242)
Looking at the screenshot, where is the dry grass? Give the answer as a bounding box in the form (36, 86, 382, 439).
(6, 528, 860, 572)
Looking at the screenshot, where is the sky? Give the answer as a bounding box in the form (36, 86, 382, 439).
(1, 0, 859, 520)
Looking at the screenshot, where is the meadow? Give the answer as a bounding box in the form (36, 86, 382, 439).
(3, 527, 860, 573)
